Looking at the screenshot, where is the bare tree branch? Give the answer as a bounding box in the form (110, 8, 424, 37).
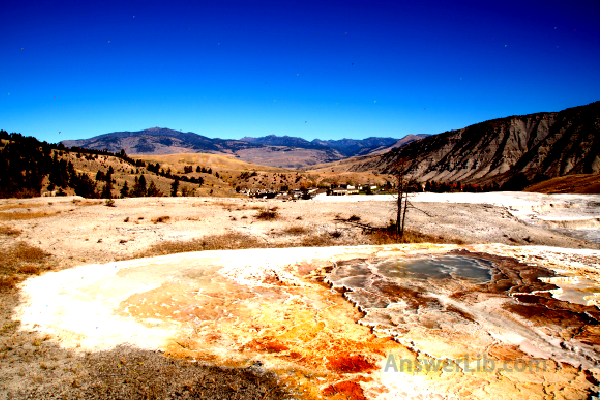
(405, 201, 435, 218)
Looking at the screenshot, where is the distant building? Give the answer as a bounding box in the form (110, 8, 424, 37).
(311, 188, 328, 197)
(331, 187, 348, 196)
(41, 190, 56, 197)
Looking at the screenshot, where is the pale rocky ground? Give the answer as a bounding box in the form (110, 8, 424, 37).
(2, 192, 598, 271)
(2, 192, 600, 399)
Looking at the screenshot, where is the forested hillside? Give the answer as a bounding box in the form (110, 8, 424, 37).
(0, 130, 210, 199)
(0, 130, 96, 199)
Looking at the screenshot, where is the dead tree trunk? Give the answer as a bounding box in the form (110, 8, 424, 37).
(394, 157, 409, 237)
(400, 190, 408, 237)
(396, 175, 403, 236)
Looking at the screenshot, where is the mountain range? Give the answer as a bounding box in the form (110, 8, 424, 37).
(62, 129, 421, 169)
(239, 135, 412, 157)
(62, 101, 600, 184)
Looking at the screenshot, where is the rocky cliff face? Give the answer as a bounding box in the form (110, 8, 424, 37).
(349, 101, 600, 184)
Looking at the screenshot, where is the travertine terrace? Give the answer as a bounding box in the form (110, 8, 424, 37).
(2, 192, 600, 399)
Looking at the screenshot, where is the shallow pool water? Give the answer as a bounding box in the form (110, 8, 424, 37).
(371, 255, 493, 282)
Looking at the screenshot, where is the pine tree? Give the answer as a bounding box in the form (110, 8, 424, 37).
(101, 167, 113, 198)
(100, 182, 112, 199)
(131, 177, 139, 198)
(120, 181, 130, 198)
(73, 173, 98, 199)
(67, 161, 77, 187)
(49, 153, 68, 188)
(133, 174, 147, 197)
(170, 178, 179, 197)
(147, 180, 163, 197)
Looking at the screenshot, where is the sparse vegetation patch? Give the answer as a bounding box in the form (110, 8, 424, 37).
(255, 207, 279, 220)
(138, 233, 266, 257)
(71, 199, 102, 206)
(367, 228, 465, 245)
(0, 242, 52, 291)
(0, 225, 21, 236)
(282, 226, 307, 235)
(0, 211, 59, 220)
(0, 275, 18, 290)
(0, 203, 45, 211)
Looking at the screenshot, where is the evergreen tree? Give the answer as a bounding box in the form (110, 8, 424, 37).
(147, 180, 163, 197)
(73, 173, 98, 199)
(100, 182, 112, 199)
(120, 181, 130, 198)
(100, 166, 113, 198)
(67, 161, 77, 187)
(49, 153, 68, 188)
(170, 178, 179, 197)
(131, 176, 138, 197)
(132, 174, 147, 197)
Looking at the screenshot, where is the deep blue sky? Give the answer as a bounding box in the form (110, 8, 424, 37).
(2, 0, 599, 143)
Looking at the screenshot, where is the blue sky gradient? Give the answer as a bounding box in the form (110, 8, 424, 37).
(2, 0, 599, 143)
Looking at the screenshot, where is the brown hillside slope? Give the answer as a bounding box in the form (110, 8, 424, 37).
(524, 173, 600, 194)
(341, 101, 600, 185)
(137, 152, 392, 191)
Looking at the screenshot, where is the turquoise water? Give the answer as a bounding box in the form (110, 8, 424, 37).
(328, 255, 493, 290)
(375, 255, 493, 282)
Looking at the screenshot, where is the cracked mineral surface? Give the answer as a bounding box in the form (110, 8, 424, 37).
(14, 244, 600, 399)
